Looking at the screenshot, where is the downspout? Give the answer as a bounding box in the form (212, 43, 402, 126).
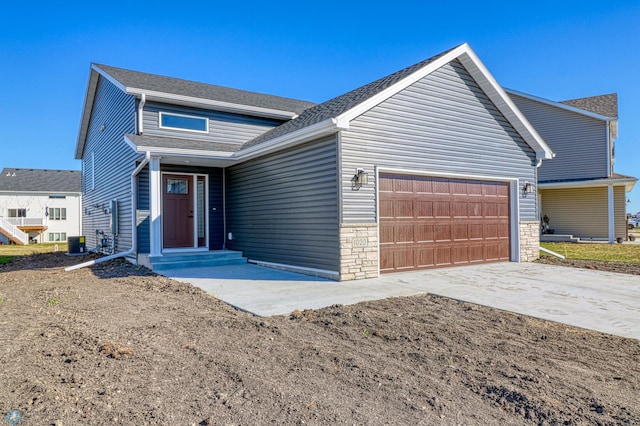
(66, 152, 151, 272)
(138, 93, 146, 135)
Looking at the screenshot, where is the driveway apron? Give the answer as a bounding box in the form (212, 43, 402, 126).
(163, 262, 640, 340)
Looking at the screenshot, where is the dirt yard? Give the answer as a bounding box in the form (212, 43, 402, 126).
(1, 253, 638, 425)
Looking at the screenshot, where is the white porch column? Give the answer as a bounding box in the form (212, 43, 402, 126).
(149, 157, 162, 256)
(608, 184, 615, 244)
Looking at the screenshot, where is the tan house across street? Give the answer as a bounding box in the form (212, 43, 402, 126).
(507, 91, 638, 243)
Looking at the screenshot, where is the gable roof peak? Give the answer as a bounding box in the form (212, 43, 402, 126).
(242, 43, 553, 161)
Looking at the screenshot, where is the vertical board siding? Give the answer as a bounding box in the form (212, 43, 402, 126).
(160, 165, 225, 250)
(226, 136, 339, 271)
(81, 76, 138, 251)
(143, 102, 282, 146)
(540, 187, 609, 238)
(341, 60, 537, 223)
(510, 94, 608, 181)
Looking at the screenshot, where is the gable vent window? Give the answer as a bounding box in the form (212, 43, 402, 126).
(159, 112, 208, 133)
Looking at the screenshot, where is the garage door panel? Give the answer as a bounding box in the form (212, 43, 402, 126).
(413, 177, 433, 194)
(395, 200, 414, 217)
(379, 223, 394, 244)
(451, 201, 468, 217)
(435, 224, 452, 241)
(434, 201, 450, 217)
(379, 199, 394, 218)
(395, 224, 414, 243)
(380, 174, 511, 273)
(414, 224, 435, 242)
(452, 223, 469, 240)
(414, 200, 433, 218)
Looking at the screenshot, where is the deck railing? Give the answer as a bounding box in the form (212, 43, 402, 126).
(0, 217, 29, 245)
(5, 217, 45, 227)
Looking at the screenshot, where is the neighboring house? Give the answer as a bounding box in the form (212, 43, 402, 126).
(75, 43, 554, 280)
(0, 168, 82, 245)
(507, 90, 638, 242)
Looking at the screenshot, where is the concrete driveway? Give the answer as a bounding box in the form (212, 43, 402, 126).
(163, 262, 640, 340)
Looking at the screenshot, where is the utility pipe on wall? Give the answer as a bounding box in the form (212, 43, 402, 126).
(65, 152, 151, 272)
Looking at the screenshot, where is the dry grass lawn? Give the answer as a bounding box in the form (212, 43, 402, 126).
(541, 241, 640, 263)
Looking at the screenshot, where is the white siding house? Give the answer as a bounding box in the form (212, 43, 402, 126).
(0, 169, 82, 245)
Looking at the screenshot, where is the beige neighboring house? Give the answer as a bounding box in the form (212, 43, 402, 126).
(508, 91, 638, 242)
(0, 168, 82, 245)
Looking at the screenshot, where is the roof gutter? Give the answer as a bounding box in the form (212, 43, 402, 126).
(234, 118, 346, 162)
(126, 88, 299, 121)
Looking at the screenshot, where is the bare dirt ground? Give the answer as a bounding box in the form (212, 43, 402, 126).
(1, 253, 638, 425)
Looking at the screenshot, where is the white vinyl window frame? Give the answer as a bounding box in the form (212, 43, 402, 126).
(158, 111, 209, 134)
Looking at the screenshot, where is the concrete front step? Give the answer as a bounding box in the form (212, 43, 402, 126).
(541, 234, 582, 243)
(140, 250, 247, 272)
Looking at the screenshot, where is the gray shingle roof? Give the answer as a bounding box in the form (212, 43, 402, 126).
(242, 46, 458, 149)
(0, 168, 81, 193)
(561, 93, 618, 118)
(94, 64, 316, 115)
(126, 134, 240, 153)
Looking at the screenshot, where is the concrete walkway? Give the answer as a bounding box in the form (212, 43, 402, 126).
(163, 262, 640, 340)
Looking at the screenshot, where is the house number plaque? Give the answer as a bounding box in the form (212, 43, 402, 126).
(353, 238, 368, 247)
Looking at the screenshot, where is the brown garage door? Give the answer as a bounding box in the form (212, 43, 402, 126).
(379, 174, 510, 273)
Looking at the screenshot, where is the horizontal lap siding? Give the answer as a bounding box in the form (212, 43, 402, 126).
(226, 137, 339, 271)
(510, 94, 608, 181)
(143, 102, 282, 146)
(341, 60, 536, 223)
(82, 77, 138, 251)
(541, 188, 608, 238)
(541, 186, 627, 240)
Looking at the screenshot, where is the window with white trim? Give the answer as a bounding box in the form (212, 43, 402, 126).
(159, 112, 208, 133)
(49, 208, 67, 220)
(8, 209, 27, 218)
(49, 232, 67, 242)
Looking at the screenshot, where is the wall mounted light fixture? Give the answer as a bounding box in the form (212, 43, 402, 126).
(522, 181, 534, 195)
(352, 168, 369, 190)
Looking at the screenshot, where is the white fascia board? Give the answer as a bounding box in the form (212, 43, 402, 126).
(539, 177, 638, 192)
(126, 88, 298, 120)
(505, 89, 615, 121)
(233, 118, 342, 162)
(458, 50, 554, 161)
(335, 44, 469, 125)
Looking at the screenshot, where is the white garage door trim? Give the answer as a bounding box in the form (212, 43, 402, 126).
(375, 166, 521, 275)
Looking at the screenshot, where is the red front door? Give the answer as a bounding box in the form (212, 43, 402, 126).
(163, 174, 194, 248)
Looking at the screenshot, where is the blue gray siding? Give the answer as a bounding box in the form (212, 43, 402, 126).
(510, 93, 608, 181)
(143, 102, 282, 146)
(136, 165, 150, 254)
(81, 76, 138, 251)
(341, 60, 538, 222)
(226, 137, 339, 271)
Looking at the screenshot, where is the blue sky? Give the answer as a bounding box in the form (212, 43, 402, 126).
(1, 1, 639, 212)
